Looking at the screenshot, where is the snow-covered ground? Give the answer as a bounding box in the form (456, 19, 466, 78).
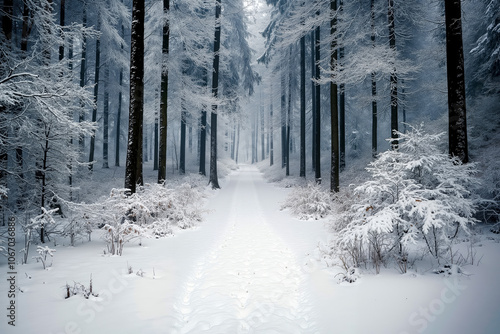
(1, 165, 500, 333)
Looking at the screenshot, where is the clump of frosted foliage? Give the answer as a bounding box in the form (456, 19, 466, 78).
(282, 182, 332, 220)
(64, 180, 206, 254)
(333, 124, 480, 264)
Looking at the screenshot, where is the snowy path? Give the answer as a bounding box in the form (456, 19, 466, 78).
(171, 165, 318, 333)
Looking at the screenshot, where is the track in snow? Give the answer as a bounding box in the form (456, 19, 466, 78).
(171, 165, 318, 333)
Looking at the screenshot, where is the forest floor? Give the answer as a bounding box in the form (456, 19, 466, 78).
(1, 164, 500, 333)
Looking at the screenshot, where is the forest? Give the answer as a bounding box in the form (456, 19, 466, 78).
(0, 0, 499, 333)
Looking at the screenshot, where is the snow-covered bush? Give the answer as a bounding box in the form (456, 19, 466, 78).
(282, 182, 332, 220)
(103, 220, 145, 256)
(62, 214, 94, 246)
(332, 125, 480, 271)
(166, 183, 205, 229)
(62, 180, 206, 254)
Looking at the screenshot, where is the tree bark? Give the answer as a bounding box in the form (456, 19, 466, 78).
(311, 30, 316, 171)
(388, 0, 398, 147)
(371, 0, 378, 158)
(260, 97, 265, 161)
(125, 0, 145, 195)
(280, 64, 286, 169)
(102, 64, 109, 168)
(300, 30, 306, 178)
(209, 0, 221, 189)
(79, 3, 87, 153)
(314, 24, 321, 184)
(115, 24, 124, 167)
(180, 100, 186, 174)
(445, 0, 468, 163)
(269, 82, 274, 166)
(89, 17, 101, 170)
(158, 0, 170, 182)
(153, 117, 158, 170)
(338, 0, 345, 171)
(0, 0, 13, 188)
(286, 47, 292, 176)
(199, 70, 208, 175)
(330, 0, 339, 193)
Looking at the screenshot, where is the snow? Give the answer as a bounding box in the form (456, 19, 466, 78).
(1, 165, 500, 333)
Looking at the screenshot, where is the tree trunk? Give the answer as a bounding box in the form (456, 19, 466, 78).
(445, 0, 468, 163)
(300, 30, 306, 178)
(280, 64, 286, 169)
(115, 23, 124, 167)
(231, 124, 236, 160)
(180, 101, 186, 174)
(236, 123, 240, 164)
(0, 0, 13, 193)
(311, 30, 316, 171)
(158, 0, 170, 182)
(269, 82, 274, 166)
(388, 0, 398, 147)
(286, 47, 292, 176)
(89, 17, 101, 170)
(154, 117, 159, 170)
(102, 64, 109, 168)
(40, 130, 50, 244)
(79, 4, 87, 153)
(125, 0, 145, 195)
(338, 0, 345, 171)
(209, 0, 221, 189)
(199, 70, 207, 175)
(314, 24, 321, 184)
(330, 0, 339, 193)
(251, 115, 256, 164)
(371, 0, 378, 158)
(261, 97, 265, 161)
(15, 1, 31, 182)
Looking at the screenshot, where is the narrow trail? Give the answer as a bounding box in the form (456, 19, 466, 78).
(171, 165, 318, 333)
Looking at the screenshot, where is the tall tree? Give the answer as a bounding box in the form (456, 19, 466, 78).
(79, 3, 87, 153)
(180, 91, 187, 174)
(300, 18, 306, 178)
(269, 82, 274, 166)
(158, 0, 170, 182)
(445, 0, 468, 163)
(115, 22, 125, 167)
(261, 94, 265, 161)
(371, 0, 378, 158)
(199, 70, 208, 175)
(314, 22, 321, 184)
(388, 0, 398, 147)
(280, 63, 286, 169)
(0, 0, 13, 183)
(330, 0, 339, 193)
(102, 63, 110, 169)
(286, 47, 292, 176)
(209, 0, 222, 189)
(338, 0, 345, 170)
(88, 15, 101, 170)
(311, 30, 316, 171)
(125, 0, 145, 194)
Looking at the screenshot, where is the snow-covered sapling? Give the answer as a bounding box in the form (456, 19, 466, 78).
(34, 246, 56, 269)
(20, 208, 58, 264)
